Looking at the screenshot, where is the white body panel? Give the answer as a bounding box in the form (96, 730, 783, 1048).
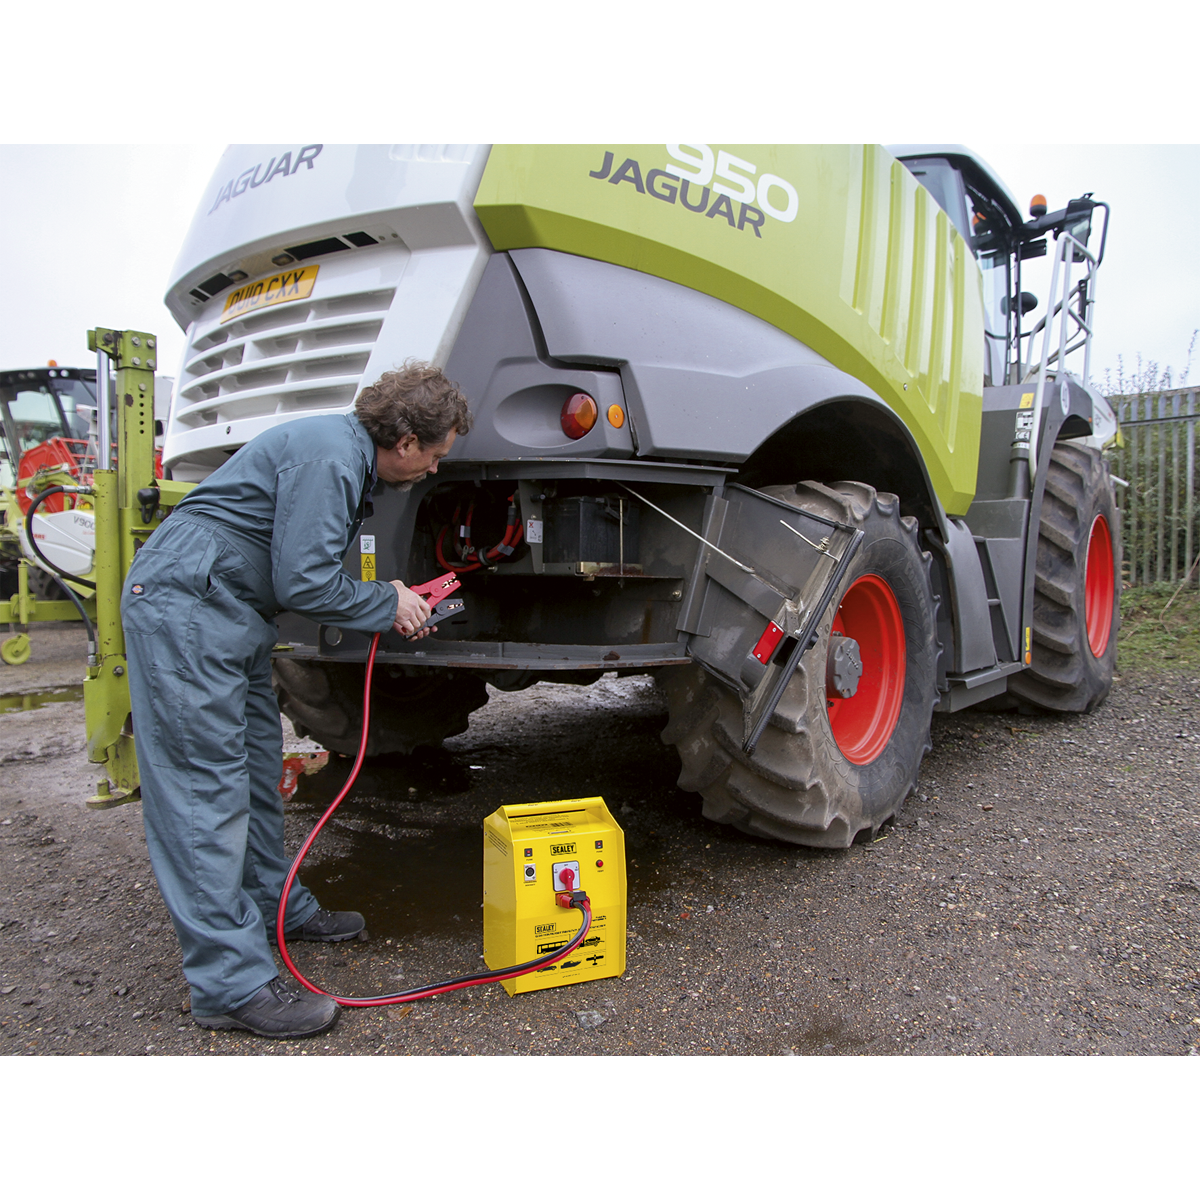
(20, 509, 95, 577)
(163, 144, 494, 481)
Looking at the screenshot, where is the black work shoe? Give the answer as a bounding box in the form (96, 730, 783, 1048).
(272, 907, 366, 943)
(193, 976, 340, 1039)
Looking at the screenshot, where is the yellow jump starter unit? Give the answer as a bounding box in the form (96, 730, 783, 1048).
(483, 797, 626, 996)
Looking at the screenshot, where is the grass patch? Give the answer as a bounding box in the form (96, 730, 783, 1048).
(1118, 581, 1200, 672)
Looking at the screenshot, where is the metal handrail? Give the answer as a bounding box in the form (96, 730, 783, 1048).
(1020, 219, 1105, 484)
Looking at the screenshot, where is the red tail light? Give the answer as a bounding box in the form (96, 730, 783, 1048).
(561, 393, 598, 439)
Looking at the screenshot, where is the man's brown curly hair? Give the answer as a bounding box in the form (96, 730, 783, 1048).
(354, 361, 472, 449)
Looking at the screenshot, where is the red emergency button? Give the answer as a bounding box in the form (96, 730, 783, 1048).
(595, 860, 604, 869)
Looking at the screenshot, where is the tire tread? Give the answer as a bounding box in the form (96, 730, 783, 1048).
(661, 480, 941, 848)
(1007, 443, 1120, 713)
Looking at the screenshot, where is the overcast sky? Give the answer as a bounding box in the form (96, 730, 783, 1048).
(2, 142, 1196, 396)
(4, 0, 1194, 397)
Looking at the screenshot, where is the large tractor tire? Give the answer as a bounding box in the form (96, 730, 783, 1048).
(272, 658, 489, 758)
(1007, 443, 1120, 713)
(660, 481, 941, 848)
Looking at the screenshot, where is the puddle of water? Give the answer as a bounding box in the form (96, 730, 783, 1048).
(280, 723, 718, 947)
(287, 760, 484, 943)
(283, 738, 690, 945)
(278, 683, 754, 951)
(0, 684, 85, 714)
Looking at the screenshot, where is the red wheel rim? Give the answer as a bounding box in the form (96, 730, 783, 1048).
(1084, 514, 1115, 657)
(828, 574, 906, 765)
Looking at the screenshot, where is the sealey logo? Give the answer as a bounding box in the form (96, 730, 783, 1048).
(208, 145, 323, 215)
(587, 144, 801, 239)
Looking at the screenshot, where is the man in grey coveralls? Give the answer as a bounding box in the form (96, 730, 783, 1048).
(122, 364, 470, 1039)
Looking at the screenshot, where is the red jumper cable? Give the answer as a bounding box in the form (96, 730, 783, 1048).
(275, 591, 590, 1008)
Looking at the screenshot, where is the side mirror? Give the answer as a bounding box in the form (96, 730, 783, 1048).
(1063, 195, 1096, 262)
(1002, 292, 1039, 317)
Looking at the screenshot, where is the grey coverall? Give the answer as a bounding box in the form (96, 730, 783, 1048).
(121, 413, 398, 1017)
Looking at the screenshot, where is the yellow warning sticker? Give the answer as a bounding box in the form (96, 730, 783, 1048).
(361, 554, 376, 581)
(1019, 393, 1035, 409)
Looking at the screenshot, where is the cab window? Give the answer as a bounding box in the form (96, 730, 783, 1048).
(7, 386, 67, 452)
(964, 182, 1014, 387)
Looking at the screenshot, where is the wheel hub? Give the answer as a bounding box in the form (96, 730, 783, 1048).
(826, 634, 863, 699)
(828, 574, 906, 765)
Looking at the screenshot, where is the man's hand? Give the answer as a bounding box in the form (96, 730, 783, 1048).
(390, 580, 434, 639)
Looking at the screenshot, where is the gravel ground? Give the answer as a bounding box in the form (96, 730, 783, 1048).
(1, 622, 1197, 1056)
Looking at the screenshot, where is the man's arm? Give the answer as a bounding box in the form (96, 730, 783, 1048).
(270, 461, 398, 631)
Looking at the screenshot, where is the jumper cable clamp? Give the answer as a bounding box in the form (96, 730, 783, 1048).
(407, 571, 464, 638)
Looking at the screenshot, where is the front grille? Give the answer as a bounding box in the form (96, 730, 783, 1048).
(174, 286, 395, 428)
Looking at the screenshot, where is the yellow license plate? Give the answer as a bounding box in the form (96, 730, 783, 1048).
(220, 264, 318, 324)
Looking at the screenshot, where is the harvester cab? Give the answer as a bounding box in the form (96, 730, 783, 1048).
(0, 366, 93, 490)
(888, 146, 1110, 394)
(1, 365, 177, 593)
(0, 367, 99, 602)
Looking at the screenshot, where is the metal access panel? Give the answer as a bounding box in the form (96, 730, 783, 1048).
(680, 484, 861, 753)
(483, 798, 626, 997)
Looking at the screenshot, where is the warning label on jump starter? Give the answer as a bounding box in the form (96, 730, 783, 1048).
(509, 818, 575, 832)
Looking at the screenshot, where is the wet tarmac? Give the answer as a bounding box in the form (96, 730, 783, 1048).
(0, 685, 84, 715)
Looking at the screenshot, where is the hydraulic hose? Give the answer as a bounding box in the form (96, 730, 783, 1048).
(276, 630, 592, 1008)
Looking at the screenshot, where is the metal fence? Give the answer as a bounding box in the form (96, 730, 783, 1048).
(1107, 387, 1198, 588)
